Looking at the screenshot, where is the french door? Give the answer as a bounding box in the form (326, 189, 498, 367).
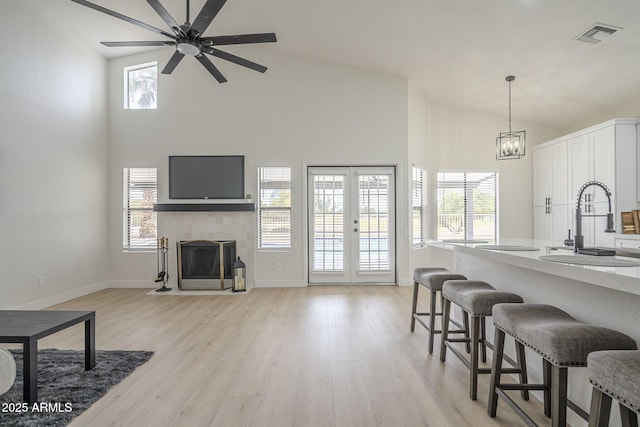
(308, 166, 396, 284)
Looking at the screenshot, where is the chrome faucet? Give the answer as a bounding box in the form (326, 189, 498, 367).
(574, 181, 615, 252)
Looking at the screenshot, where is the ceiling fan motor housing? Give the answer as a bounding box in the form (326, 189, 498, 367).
(176, 39, 201, 56)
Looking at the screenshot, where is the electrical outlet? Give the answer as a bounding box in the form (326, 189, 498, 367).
(83, 266, 90, 277)
(38, 276, 46, 288)
(274, 263, 282, 272)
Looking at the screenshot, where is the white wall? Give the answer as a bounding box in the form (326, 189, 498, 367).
(406, 88, 562, 272)
(107, 47, 410, 287)
(0, 1, 109, 309)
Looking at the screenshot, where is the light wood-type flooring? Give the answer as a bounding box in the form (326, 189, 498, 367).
(22, 286, 554, 426)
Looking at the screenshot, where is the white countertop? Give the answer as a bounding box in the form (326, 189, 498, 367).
(429, 238, 640, 297)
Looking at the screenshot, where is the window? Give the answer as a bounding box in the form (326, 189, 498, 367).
(123, 168, 157, 251)
(436, 172, 497, 241)
(124, 62, 157, 109)
(258, 167, 291, 249)
(412, 166, 426, 246)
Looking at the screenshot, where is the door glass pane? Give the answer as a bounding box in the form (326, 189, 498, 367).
(358, 175, 390, 271)
(313, 175, 344, 271)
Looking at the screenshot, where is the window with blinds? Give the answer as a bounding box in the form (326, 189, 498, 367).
(258, 167, 291, 249)
(412, 167, 426, 246)
(123, 168, 157, 251)
(436, 171, 497, 241)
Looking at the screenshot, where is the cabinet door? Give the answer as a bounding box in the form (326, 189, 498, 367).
(533, 147, 552, 207)
(551, 142, 568, 205)
(569, 133, 591, 204)
(533, 206, 551, 241)
(550, 204, 570, 244)
(592, 125, 615, 202)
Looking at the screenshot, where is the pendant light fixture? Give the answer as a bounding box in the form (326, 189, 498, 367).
(496, 75, 526, 160)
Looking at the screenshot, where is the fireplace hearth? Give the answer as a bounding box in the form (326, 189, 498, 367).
(177, 240, 236, 290)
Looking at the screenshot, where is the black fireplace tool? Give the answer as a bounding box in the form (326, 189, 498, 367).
(155, 237, 171, 292)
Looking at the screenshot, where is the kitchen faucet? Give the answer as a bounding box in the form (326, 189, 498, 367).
(574, 180, 615, 252)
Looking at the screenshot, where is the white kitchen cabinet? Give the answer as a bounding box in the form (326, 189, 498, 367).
(534, 119, 639, 244)
(532, 140, 569, 243)
(533, 140, 568, 207)
(569, 125, 615, 204)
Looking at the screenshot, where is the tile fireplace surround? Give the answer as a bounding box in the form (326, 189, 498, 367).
(157, 211, 255, 289)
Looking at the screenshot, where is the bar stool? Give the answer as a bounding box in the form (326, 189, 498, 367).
(488, 304, 637, 427)
(410, 267, 468, 354)
(440, 280, 527, 400)
(587, 350, 640, 427)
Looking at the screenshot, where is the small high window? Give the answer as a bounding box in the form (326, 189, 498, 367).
(124, 62, 157, 109)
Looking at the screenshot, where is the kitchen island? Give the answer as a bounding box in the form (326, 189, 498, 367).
(430, 239, 640, 427)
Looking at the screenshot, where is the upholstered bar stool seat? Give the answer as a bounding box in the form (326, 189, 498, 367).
(440, 280, 526, 400)
(488, 304, 637, 427)
(411, 268, 468, 354)
(588, 350, 640, 427)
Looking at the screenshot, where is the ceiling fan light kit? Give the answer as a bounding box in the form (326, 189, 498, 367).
(71, 0, 277, 83)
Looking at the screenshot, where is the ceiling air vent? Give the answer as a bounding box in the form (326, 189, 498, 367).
(576, 23, 622, 44)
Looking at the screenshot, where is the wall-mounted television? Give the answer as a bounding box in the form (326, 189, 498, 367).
(169, 155, 244, 199)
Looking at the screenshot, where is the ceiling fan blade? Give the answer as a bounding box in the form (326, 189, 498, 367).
(189, 0, 228, 37)
(146, 0, 185, 37)
(195, 55, 227, 83)
(162, 51, 185, 74)
(71, 0, 175, 39)
(200, 33, 277, 46)
(205, 48, 268, 73)
(102, 41, 176, 47)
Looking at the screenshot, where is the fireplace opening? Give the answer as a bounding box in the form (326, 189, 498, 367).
(177, 240, 236, 290)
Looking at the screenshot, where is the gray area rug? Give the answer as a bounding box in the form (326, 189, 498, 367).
(0, 349, 154, 426)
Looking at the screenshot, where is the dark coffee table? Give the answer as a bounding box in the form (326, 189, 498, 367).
(0, 310, 95, 404)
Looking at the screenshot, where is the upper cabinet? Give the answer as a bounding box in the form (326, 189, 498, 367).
(533, 140, 568, 207)
(568, 125, 615, 205)
(533, 119, 639, 243)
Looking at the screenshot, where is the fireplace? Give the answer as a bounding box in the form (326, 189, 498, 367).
(177, 240, 236, 290)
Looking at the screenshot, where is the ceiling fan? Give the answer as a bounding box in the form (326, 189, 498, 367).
(71, 0, 277, 83)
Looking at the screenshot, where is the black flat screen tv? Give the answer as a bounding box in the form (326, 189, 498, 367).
(169, 155, 245, 199)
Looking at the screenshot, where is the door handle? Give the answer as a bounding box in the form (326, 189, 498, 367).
(354, 228, 358, 232)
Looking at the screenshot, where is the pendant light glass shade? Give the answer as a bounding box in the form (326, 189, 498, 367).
(496, 76, 526, 160)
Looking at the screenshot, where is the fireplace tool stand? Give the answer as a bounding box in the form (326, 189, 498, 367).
(155, 237, 171, 292)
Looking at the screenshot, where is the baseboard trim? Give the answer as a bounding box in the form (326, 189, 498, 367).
(106, 280, 158, 289)
(12, 282, 110, 310)
(253, 280, 307, 288)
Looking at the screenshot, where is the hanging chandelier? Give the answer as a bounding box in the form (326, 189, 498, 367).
(496, 75, 526, 160)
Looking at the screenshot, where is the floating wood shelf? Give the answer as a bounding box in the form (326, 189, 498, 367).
(153, 203, 255, 212)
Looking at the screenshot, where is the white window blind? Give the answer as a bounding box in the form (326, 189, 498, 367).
(124, 62, 157, 110)
(123, 168, 157, 251)
(436, 171, 497, 241)
(412, 167, 426, 246)
(259, 167, 291, 249)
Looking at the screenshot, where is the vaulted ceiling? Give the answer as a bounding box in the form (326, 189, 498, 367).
(39, 0, 640, 128)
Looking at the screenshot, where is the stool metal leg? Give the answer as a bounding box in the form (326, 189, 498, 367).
(588, 388, 612, 427)
(428, 289, 437, 354)
(488, 328, 505, 417)
(543, 359, 552, 418)
(463, 311, 471, 354)
(480, 317, 487, 363)
(470, 316, 480, 400)
(620, 404, 639, 427)
(410, 281, 419, 332)
(439, 298, 451, 362)
(515, 342, 529, 401)
(551, 365, 568, 427)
